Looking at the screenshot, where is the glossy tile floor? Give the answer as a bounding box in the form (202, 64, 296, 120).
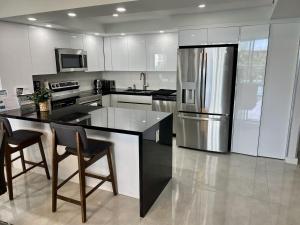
(1, 139, 300, 225)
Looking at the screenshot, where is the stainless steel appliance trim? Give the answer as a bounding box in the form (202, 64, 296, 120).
(177, 115, 228, 121)
(56, 48, 87, 73)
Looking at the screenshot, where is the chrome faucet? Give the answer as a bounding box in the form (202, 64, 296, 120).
(140, 72, 149, 90)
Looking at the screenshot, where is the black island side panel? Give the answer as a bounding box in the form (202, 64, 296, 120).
(139, 114, 173, 217)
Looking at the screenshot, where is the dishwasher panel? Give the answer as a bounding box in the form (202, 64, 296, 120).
(152, 99, 177, 134)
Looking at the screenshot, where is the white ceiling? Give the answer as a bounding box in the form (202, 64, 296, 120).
(272, 0, 300, 19)
(0, 0, 274, 34)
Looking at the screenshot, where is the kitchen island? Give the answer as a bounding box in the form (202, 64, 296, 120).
(0, 105, 173, 217)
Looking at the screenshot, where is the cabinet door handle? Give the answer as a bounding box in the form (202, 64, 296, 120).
(117, 101, 152, 105)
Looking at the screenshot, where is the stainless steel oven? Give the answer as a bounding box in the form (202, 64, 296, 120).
(55, 48, 87, 73)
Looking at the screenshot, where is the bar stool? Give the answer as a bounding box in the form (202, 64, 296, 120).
(50, 123, 118, 223)
(0, 117, 50, 200)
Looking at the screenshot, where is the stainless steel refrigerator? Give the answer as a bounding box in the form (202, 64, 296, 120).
(176, 45, 237, 153)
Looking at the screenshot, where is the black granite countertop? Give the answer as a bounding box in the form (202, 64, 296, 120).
(0, 105, 172, 135)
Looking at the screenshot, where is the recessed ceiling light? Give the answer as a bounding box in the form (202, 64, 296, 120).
(159, 30, 165, 33)
(198, 4, 206, 8)
(116, 7, 126, 12)
(27, 17, 37, 21)
(45, 24, 52, 28)
(113, 13, 119, 17)
(94, 33, 100, 36)
(121, 33, 126, 36)
(68, 12, 77, 17)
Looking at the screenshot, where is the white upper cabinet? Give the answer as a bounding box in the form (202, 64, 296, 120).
(146, 33, 178, 71)
(29, 26, 81, 75)
(127, 35, 147, 71)
(83, 35, 104, 72)
(208, 27, 240, 44)
(104, 37, 112, 71)
(69, 34, 84, 49)
(179, 29, 208, 46)
(29, 26, 70, 75)
(110, 36, 129, 71)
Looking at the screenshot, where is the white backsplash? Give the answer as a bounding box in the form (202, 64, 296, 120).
(33, 72, 102, 91)
(100, 72, 177, 90)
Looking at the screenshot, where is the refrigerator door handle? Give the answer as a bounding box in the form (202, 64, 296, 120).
(178, 115, 227, 122)
(202, 52, 208, 108)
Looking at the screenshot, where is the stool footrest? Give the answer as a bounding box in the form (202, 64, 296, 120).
(57, 194, 81, 206)
(12, 161, 44, 179)
(57, 170, 79, 190)
(85, 172, 111, 181)
(86, 180, 106, 198)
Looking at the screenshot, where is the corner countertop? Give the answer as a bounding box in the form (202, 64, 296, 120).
(0, 105, 172, 135)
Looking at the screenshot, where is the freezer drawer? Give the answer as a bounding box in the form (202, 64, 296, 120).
(176, 113, 230, 152)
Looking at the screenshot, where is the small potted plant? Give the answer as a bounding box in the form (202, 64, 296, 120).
(32, 88, 51, 112)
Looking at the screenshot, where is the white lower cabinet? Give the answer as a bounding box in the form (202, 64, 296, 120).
(102, 94, 111, 107)
(110, 94, 152, 111)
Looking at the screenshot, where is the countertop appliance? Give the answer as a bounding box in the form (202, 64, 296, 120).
(176, 45, 237, 153)
(152, 89, 177, 135)
(100, 80, 115, 92)
(55, 48, 87, 73)
(94, 79, 102, 89)
(49, 80, 102, 110)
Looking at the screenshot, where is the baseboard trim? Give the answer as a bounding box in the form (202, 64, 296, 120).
(285, 157, 298, 165)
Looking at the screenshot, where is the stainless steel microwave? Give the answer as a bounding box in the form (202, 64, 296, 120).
(55, 48, 88, 73)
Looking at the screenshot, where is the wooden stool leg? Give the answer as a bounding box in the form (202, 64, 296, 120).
(4, 147, 13, 200)
(19, 149, 26, 172)
(107, 147, 118, 195)
(52, 147, 58, 212)
(78, 157, 86, 223)
(38, 138, 50, 180)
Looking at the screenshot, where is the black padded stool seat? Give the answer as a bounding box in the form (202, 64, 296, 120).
(50, 122, 118, 223)
(8, 130, 43, 146)
(0, 117, 50, 200)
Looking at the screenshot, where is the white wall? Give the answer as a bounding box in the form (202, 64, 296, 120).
(0, 22, 33, 109)
(101, 71, 177, 90)
(258, 22, 300, 159)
